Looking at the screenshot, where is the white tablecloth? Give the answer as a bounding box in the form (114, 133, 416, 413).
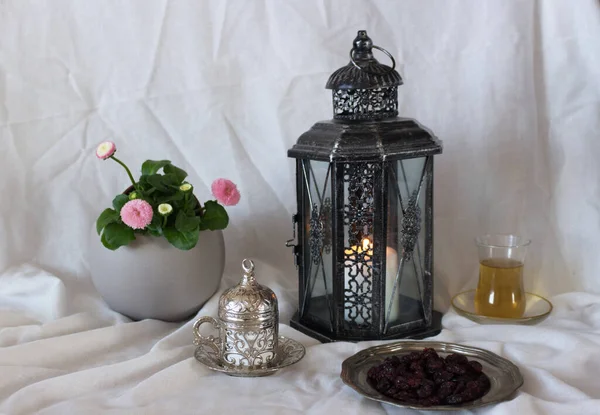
(1, 263, 599, 415)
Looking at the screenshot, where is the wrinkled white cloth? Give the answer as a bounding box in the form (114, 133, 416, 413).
(0, 0, 599, 305)
(0, 263, 599, 415)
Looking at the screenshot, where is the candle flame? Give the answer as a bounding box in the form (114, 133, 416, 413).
(344, 238, 374, 256)
(362, 238, 371, 251)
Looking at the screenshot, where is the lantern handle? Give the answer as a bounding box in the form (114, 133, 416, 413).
(285, 214, 298, 248)
(349, 45, 396, 74)
(285, 214, 300, 268)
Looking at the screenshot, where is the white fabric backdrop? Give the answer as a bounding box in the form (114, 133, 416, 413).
(2, 0, 600, 302)
(1, 0, 600, 414)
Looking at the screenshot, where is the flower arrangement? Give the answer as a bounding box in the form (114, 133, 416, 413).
(95, 141, 240, 251)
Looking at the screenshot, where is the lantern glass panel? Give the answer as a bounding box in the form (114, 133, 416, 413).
(385, 157, 429, 329)
(342, 162, 379, 331)
(301, 159, 334, 331)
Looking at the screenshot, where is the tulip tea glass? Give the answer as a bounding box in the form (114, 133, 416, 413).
(474, 234, 531, 319)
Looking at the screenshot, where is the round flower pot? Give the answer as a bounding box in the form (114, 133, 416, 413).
(88, 227, 225, 322)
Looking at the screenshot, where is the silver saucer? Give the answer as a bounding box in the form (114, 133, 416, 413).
(341, 341, 523, 411)
(194, 335, 305, 377)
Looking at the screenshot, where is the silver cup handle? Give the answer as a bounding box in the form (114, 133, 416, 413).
(192, 316, 221, 352)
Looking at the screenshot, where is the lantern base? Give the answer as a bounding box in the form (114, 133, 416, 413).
(290, 310, 442, 343)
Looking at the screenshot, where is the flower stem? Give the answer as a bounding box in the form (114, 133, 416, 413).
(162, 216, 167, 229)
(110, 156, 137, 187)
(198, 203, 206, 217)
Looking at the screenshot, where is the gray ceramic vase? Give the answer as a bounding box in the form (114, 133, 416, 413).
(89, 227, 225, 322)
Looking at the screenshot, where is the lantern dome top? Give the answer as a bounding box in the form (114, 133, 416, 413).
(325, 30, 403, 91)
(325, 31, 402, 121)
(289, 30, 442, 160)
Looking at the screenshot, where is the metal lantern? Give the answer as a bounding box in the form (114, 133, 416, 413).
(286, 30, 443, 342)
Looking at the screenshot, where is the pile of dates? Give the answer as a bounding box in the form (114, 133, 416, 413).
(367, 348, 491, 406)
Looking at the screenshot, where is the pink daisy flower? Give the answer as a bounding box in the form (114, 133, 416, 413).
(120, 199, 153, 229)
(96, 141, 116, 159)
(211, 178, 241, 206)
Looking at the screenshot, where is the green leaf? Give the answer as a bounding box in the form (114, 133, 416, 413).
(164, 164, 188, 184)
(164, 174, 182, 187)
(200, 201, 229, 231)
(147, 228, 162, 237)
(184, 195, 198, 212)
(96, 208, 119, 235)
(163, 226, 199, 250)
(146, 225, 161, 237)
(175, 210, 202, 233)
(112, 194, 130, 212)
(138, 174, 150, 187)
(146, 212, 163, 237)
(101, 222, 136, 249)
(156, 190, 185, 204)
(146, 174, 168, 191)
(141, 160, 171, 176)
(146, 174, 180, 192)
(101, 231, 119, 250)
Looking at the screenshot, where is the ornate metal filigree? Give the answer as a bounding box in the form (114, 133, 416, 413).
(309, 198, 332, 264)
(344, 244, 373, 328)
(343, 163, 378, 328)
(321, 198, 332, 255)
(194, 336, 306, 377)
(222, 326, 277, 367)
(309, 203, 323, 263)
(332, 87, 398, 120)
(219, 282, 276, 317)
(401, 190, 422, 260)
(343, 163, 377, 246)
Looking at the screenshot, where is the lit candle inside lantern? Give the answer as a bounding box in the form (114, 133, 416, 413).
(385, 246, 400, 324)
(344, 238, 400, 325)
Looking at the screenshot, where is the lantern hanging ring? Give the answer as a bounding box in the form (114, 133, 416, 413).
(349, 45, 396, 73)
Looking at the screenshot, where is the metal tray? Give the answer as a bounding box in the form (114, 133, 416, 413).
(341, 341, 523, 411)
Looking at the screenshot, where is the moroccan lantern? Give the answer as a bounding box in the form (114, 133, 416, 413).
(286, 30, 443, 342)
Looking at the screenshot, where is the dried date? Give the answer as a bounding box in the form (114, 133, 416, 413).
(367, 348, 490, 407)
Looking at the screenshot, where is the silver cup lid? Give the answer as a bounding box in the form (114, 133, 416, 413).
(218, 259, 278, 324)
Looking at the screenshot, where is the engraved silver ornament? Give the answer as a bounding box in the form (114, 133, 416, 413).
(193, 259, 279, 368)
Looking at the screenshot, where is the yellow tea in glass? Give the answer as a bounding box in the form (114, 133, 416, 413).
(474, 235, 530, 318)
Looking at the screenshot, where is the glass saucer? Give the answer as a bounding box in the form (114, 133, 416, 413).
(451, 290, 553, 325)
